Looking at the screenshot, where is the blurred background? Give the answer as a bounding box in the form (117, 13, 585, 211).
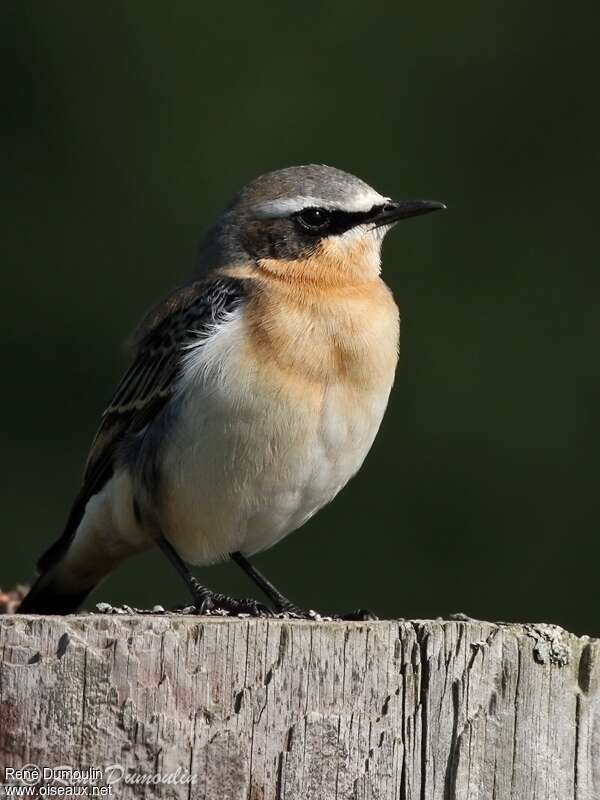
(2, 2, 599, 634)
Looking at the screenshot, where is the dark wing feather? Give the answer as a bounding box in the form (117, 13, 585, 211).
(38, 275, 246, 572)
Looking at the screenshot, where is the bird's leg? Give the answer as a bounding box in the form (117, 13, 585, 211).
(156, 536, 211, 609)
(230, 551, 307, 616)
(156, 536, 271, 617)
(231, 551, 378, 621)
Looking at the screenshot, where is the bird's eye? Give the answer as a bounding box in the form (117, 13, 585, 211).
(295, 207, 331, 232)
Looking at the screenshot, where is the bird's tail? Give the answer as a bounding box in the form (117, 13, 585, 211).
(18, 535, 112, 613)
(19, 465, 152, 614)
(18, 568, 95, 614)
(18, 519, 141, 615)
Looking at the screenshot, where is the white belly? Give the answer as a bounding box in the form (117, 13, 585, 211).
(157, 312, 394, 565)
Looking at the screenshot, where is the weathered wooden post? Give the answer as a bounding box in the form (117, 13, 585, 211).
(0, 615, 598, 798)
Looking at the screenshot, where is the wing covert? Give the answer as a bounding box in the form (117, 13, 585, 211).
(85, 275, 246, 481)
(38, 274, 246, 572)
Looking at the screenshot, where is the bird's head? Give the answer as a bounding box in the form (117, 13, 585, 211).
(198, 164, 444, 287)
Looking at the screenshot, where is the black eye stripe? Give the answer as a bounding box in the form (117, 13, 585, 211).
(293, 205, 385, 236)
(329, 205, 386, 231)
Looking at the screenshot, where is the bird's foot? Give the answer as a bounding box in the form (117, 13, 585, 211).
(188, 582, 272, 617)
(274, 599, 315, 619)
(210, 591, 273, 617)
(275, 599, 378, 621)
(333, 608, 379, 621)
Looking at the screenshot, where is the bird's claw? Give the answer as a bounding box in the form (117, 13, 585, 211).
(275, 600, 312, 618)
(276, 601, 378, 622)
(335, 608, 378, 621)
(194, 591, 273, 618)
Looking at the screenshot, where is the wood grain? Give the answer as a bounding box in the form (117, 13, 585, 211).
(0, 616, 598, 799)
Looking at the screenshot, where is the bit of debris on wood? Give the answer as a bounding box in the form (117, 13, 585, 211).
(0, 584, 29, 614)
(91, 601, 330, 620)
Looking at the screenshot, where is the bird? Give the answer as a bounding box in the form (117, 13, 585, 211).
(19, 164, 444, 617)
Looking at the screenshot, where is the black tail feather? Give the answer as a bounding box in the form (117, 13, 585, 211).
(18, 572, 92, 615)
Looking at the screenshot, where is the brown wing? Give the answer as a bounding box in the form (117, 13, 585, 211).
(38, 275, 246, 571)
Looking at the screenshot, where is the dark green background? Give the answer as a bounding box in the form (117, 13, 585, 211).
(2, 2, 598, 633)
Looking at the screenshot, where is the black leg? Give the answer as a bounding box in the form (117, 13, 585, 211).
(231, 551, 306, 615)
(156, 536, 272, 617)
(157, 536, 212, 609)
(230, 551, 377, 620)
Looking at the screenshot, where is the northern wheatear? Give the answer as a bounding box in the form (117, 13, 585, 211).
(20, 165, 444, 617)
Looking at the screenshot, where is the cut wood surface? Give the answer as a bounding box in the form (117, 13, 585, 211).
(0, 615, 598, 799)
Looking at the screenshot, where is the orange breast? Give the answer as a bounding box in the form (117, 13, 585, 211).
(242, 273, 400, 395)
